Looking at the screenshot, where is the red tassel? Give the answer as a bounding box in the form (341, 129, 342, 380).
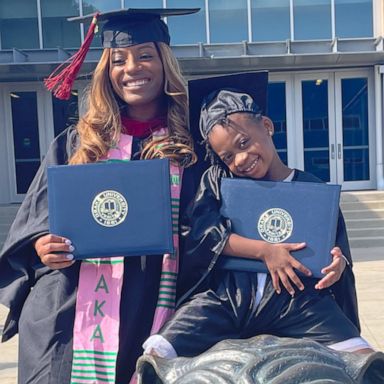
(45, 13, 99, 100)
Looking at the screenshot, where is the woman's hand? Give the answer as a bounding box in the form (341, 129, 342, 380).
(34, 234, 75, 269)
(262, 242, 311, 295)
(314, 246, 346, 290)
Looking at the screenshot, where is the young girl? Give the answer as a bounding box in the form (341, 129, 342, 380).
(0, 8, 199, 384)
(143, 71, 373, 359)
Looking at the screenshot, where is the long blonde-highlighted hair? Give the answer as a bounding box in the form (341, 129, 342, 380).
(69, 43, 196, 167)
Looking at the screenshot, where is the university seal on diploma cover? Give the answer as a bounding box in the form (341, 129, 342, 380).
(91, 190, 128, 227)
(258, 208, 293, 243)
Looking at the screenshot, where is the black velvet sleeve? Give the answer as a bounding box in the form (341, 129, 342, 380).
(0, 127, 78, 341)
(177, 165, 232, 302)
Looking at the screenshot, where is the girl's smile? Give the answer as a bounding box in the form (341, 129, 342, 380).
(240, 155, 260, 174)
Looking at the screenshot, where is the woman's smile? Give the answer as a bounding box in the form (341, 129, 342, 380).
(122, 78, 151, 88)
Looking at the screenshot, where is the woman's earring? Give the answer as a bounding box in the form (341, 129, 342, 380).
(268, 130, 273, 136)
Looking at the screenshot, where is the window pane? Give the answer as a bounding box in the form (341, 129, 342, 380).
(209, 0, 248, 43)
(167, 0, 206, 44)
(10, 92, 41, 194)
(335, 0, 373, 38)
(82, 0, 121, 14)
(302, 79, 330, 182)
(341, 78, 369, 181)
(268, 82, 288, 165)
(52, 92, 79, 137)
(123, 0, 163, 7)
(41, 0, 80, 48)
(294, 0, 331, 40)
(82, 0, 122, 47)
(0, 0, 39, 49)
(251, 0, 290, 42)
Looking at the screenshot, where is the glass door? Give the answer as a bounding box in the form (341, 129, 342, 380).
(294, 71, 375, 190)
(334, 71, 375, 190)
(295, 73, 337, 183)
(4, 84, 48, 202)
(3, 82, 84, 203)
(267, 76, 290, 166)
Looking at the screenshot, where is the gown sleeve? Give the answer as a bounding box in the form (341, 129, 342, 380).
(293, 169, 360, 331)
(177, 165, 232, 302)
(0, 127, 78, 341)
(333, 210, 360, 331)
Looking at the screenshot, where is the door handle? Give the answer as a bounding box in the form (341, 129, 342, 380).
(331, 144, 335, 159)
(337, 144, 342, 159)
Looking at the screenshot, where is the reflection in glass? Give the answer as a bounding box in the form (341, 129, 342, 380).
(251, 0, 290, 42)
(302, 80, 330, 182)
(294, 0, 331, 40)
(82, 0, 121, 14)
(209, 0, 248, 43)
(341, 78, 369, 181)
(167, 0, 206, 44)
(41, 0, 80, 48)
(52, 92, 79, 137)
(0, 0, 39, 48)
(82, 0, 121, 47)
(10, 92, 41, 194)
(335, 0, 373, 38)
(123, 0, 163, 7)
(268, 82, 288, 165)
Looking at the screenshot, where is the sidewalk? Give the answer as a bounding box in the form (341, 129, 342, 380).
(0, 248, 383, 383)
(352, 247, 384, 351)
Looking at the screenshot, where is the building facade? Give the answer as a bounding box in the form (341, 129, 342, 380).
(0, 0, 383, 203)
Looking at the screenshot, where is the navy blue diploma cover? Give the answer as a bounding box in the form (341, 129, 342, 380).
(218, 178, 341, 278)
(47, 159, 174, 259)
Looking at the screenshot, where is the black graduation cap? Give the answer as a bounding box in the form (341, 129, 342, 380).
(68, 8, 200, 48)
(188, 71, 268, 143)
(45, 8, 199, 100)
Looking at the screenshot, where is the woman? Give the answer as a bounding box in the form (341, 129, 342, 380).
(0, 8, 199, 384)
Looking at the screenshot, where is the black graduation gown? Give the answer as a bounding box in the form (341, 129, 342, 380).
(176, 164, 360, 331)
(0, 127, 199, 384)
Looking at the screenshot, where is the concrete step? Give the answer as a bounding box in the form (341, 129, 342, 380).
(341, 200, 384, 211)
(347, 227, 384, 237)
(340, 191, 384, 248)
(349, 236, 384, 248)
(0, 206, 18, 250)
(0, 234, 7, 242)
(0, 222, 14, 229)
(0, 204, 20, 214)
(342, 209, 384, 220)
(341, 191, 384, 203)
(345, 218, 384, 229)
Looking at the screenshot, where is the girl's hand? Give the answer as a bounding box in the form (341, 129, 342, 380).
(315, 246, 346, 290)
(34, 234, 75, 269)
(262, 242, 311, 295)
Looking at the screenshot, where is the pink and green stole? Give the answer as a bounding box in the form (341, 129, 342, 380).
(70, 129, 182, 383)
